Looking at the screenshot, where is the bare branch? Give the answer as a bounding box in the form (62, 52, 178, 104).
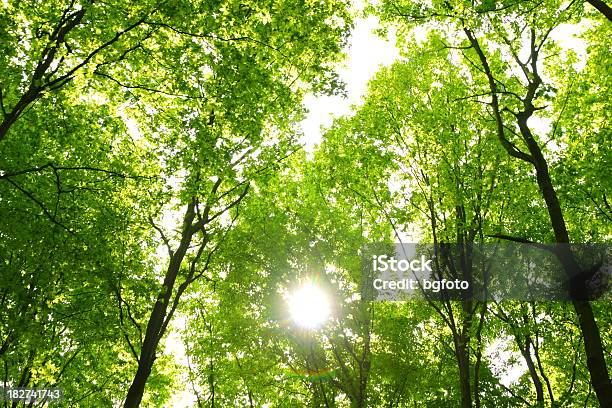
(149, 216, 174, 257)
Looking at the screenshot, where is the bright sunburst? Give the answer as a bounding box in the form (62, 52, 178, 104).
(288, 281, 331, 329)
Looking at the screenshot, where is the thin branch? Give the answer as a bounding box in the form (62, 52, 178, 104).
(206, 184, 250, 225)
(462, 27, 535, 164)
(143, 20, 288, 57)
(455, 90, 523, 102)
(94, 71, 206, 99)
(4, 178, 73, 234)
(46, 17, 148, 91)
(149, 216, 174, 257)
(0, 162, 152, 180)
(487, 234, 554, 252)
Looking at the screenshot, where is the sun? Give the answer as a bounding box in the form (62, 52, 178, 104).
(288, 281, 331, 329)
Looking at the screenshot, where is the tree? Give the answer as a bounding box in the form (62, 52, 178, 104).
(1, 0, 352, 406)
(371, 0, 612, 404)
(1, 0, 609, 406)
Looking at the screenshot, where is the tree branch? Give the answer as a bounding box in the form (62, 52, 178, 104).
(149, 216, 174, 257)
(462, 27, 535, 164)
(586, 0, 612, 21)
(4, 178, 74, 234)
(486, 234, 553, 252)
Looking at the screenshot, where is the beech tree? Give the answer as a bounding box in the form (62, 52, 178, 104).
(1, 0, 609, 407)
(1, 0, 352, 406)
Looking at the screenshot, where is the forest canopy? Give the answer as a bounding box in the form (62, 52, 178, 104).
(0, 0, 610, 407)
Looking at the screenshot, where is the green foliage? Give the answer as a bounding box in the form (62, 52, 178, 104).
(0, 0, 609, 407)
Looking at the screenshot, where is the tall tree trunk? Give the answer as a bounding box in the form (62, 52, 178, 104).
(463, 27, 612, 405)
(516, 116, 612, 406)
(123, 302, 164, 408)
(124, 202, 197, 408)
(573, 300, 612, 403)
(520, 339, 545, 405)
(455, 335, 473, 408)
(472, 302, 487, 408)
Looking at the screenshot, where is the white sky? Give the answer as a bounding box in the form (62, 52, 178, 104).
(300, 14, 399, 152)
(299, 16, 590, 153)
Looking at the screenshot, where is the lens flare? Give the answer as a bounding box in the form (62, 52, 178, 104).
(288, 282, 331, 329)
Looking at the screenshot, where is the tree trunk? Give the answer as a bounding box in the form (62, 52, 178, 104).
(464, 25, 612, 406)
(123, 301, 165, 408)
(586, 0, 612, 21)
(517, 117, 612, 406)
(456, 337, 472, 408)
(573, 299, 612, 404)
(520, 339, 545, 405)
(124, 202, 197, 408)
